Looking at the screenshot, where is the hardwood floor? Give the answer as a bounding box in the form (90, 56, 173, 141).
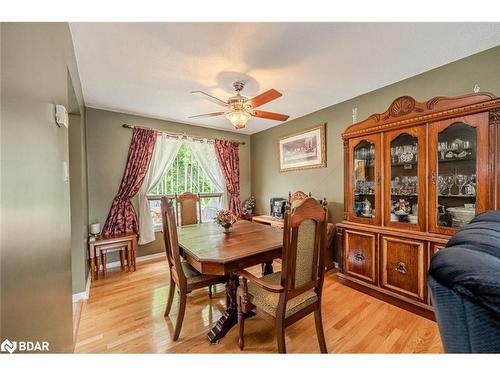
(75, 256, 443, 353)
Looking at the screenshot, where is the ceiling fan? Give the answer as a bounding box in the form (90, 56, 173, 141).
(189, 81, 289, 129)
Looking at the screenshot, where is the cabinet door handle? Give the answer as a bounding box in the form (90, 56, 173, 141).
(376, 174, 381, 184)
(431, 171, 437, 184)
(353, 251, 365, 262)
(395, 262, 407, 274)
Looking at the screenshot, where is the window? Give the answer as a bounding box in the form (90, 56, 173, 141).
(147, 143, 223, 229)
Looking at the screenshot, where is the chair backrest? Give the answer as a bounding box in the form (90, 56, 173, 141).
(281, 197, 328, 299)
(161, 196, 187, 285)
(288, 191, 311, 204)
(176, 192, 202, 226)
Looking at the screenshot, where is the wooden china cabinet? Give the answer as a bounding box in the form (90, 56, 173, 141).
(337, 93, 500, 319)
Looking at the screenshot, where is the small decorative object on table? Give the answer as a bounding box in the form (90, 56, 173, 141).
(89, 222, 100, 242)
(241, 196, 256, 216)
(215, 209, 237, 234)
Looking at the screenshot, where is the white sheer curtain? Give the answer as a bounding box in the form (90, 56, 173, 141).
(138, 134, 182, 244)
(189, 138, 228, 211)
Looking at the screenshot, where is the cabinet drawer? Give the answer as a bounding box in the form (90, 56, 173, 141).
(380, 236, 425, 302)
(344, 230, 377, 284)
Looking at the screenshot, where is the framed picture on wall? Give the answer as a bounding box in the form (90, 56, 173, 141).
(278, 123, 326, 172)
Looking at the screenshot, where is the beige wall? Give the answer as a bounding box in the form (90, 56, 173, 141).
(86, 108, 251, 257)
(1, 22, 85, 352)
(250, 46, 500, 259)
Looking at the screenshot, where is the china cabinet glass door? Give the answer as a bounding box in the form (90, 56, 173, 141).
(348, 134, 381, 225)
(384, 126, 426, 231)
(429, 113, 489, 235)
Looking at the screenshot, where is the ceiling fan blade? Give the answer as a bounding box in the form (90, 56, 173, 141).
(188, 112, 225, 119)
(247, 89, 282, 108)
(191, 91, 228, 107)
(251, 110, 289, 122)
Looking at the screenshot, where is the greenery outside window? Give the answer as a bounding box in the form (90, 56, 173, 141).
(147, 143, 223, 229)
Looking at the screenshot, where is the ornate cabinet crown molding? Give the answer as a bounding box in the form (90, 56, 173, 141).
(342, 92, 498, 139)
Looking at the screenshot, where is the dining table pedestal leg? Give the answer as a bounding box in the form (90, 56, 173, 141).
(262, 261, 274, 276)
(207, 273, 238, 343)
(207, 273, 256, 343)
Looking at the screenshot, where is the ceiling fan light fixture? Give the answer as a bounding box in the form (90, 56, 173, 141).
(225, 109, 251, 129)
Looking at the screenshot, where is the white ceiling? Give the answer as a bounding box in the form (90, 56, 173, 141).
(70, 23, 500, 135)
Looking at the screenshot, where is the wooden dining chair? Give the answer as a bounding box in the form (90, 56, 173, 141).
(288, 190, 311, 203)
(175, 192, 202, 226)
(161, 196, 227, 341)
(175, 192, 218, 297)
(290, 192, 336, 270)
(237, 197, 329, 353)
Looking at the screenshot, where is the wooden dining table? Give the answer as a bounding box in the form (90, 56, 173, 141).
(177, 219, 283, 343)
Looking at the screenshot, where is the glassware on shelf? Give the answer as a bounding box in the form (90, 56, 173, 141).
(454, 174, 469, 196)
(436, 122, 478, 229)
(437, 175, 446, 194)
(462, 141, 472, 158)
(390, 176, 418, 195)
(354, 180, 375, 195)
(444, 175, 455, 195)
(395, 146, 403, 163)
(353, 140, 376, 219)
(438, 138, 475, 161)
(438, 142, 447, 160)
(390, 147, 397, 164)
(389, 134, 419, 225)
(438, 173, 476, 196)
(447, 205, 476, 228)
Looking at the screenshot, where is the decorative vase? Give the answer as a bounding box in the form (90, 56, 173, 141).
(222, 225, 232, 234)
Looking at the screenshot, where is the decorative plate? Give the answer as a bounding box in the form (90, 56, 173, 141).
(399, 151, 414, 163)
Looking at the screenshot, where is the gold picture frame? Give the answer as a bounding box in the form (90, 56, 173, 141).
(278, 124, 326, 172)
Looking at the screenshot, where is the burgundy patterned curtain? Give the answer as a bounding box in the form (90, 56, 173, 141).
(214, 139, 241, 217)
(102, 128, 157, 235)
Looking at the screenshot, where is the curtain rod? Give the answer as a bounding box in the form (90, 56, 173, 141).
(122, 124, 245, 145)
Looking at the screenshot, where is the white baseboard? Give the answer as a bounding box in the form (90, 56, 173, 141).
(72, 272, 92, 303)
(101, 251, 165, 270)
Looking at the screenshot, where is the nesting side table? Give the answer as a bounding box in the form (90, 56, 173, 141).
(88, 232, 138, 280)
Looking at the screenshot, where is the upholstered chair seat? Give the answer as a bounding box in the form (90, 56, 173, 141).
(238, 272, 317, 318)
(180, 261, 223, 286)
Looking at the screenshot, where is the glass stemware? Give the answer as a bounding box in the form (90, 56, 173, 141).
(438, 142, 447, 160)
(444, 175, 455, 195)
(462, 141, 471, 157)
(454, 174, 468, 196)
(437, 175, 446, 195)
(395, 146, 403, 164)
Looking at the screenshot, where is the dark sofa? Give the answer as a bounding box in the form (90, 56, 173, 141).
(428, 210, 500, 353)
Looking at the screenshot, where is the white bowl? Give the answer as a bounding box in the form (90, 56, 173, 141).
(447, 206, 475, 222)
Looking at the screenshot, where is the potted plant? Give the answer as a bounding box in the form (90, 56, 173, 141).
(215, 209, 237, 234)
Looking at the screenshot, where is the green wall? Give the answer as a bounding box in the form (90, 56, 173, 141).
(85, 107, 251, 258)
(1, 22, 85, 352)
(250, 46, 500, 260)
(69, 110, 90, 295)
